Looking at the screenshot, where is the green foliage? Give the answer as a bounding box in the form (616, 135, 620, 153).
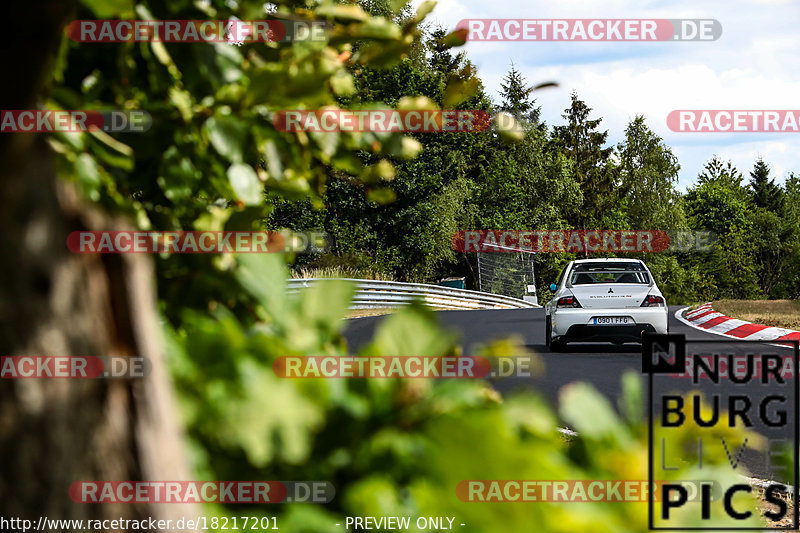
(749, 158, 784, 212)
(167, 255, 759, 531)
(685, 178, 751, 237)
(684, 172, 757, 299)
(550, 92, 616, 227)
(617, 116, 683, 230)
(498, 63, 540, 125)
(679, 156, 800, 299)
(47, 0, 797, 529)
(51, 0, 799, 302)
(642, 254, 713, 304)
(696, 156, 747, 195)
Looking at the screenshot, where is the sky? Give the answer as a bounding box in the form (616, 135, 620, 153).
(415, 0, 800, 190)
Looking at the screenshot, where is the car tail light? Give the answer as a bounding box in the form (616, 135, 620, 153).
(557, 296, 582, 308)
(641, 294, 665, 307)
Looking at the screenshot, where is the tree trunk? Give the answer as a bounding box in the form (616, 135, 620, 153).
(0, 2, 196, 527)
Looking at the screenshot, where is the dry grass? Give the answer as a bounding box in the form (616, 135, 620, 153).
(346, 308, 396, 318)
(713, 299, 800, 330)
(752, 482, 795, 529)
(291, 266, 394, 281)
(291, 267, 397, 318)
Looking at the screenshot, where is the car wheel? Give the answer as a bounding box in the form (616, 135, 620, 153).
(550, 338, 565, 352)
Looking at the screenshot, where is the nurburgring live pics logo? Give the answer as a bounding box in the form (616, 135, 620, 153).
(643, 334, 800, 529)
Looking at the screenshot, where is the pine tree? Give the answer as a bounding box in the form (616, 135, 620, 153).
(498, 63, 541, 124)
(749, 158, 784, 212)
(429, 27, 464, 74)
(698, 156, 743, 187)
(550, 92, 615, 227)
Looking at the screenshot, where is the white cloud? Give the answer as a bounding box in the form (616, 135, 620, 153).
(415, 0, 800, 187)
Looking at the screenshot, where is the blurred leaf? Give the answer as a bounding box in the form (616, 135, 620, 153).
(559, 382, 632, 445)
(493, 111, 525, 143)
(87, 131, 134, 170)
(205, 115, 247, 164)
(315, 4, 369, 21)
(228, 163, 263, 205)
(310, 130, 340, 161)
(81, 0, 132, 17)
(331, 153, 363, 174)
(400, 137, 422, 159)
(296, 279, 355, 335)
(619, 371, 643, 426)
(169, 87, 193, 122)
(352, 41, 408, 67)
(220, 361, 323, 466)
(236, 254, 288, 315)
(366, 187, 397, 204)
(353, 17, 402, 40)
(397, 96, 438, 111)
(159, 146, 202, 202)
(75, 153, 102, 200)
(259, 137, 285, 181)
(533, 81, 559, 91)
(415, 0, 437, 20)
(362, 302, 455, 356)
(440, 28, 468, 48)
(442, 76, 481, 108)
(329, 71, 356, 97)
(359, 160, 395, 183)
(382, 135, 422, 160)
(224, 206, 270, 231)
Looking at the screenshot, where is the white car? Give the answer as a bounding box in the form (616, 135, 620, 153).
(544, 258, 668, 351)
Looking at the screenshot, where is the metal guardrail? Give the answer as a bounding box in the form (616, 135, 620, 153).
(287, 278, 538, 310)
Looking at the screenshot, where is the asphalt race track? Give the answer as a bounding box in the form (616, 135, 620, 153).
(343, 306, 798, 480)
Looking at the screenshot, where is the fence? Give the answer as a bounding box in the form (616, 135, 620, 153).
(477, 251, 537, 304)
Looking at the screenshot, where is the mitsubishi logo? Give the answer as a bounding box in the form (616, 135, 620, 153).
(608, 288, 614, 294)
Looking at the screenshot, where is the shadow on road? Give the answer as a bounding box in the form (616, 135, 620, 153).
(544, 343, 642, 354)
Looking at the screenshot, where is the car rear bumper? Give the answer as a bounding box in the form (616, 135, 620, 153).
(560, 324, 659, 343)
(551, 307, 668, 343)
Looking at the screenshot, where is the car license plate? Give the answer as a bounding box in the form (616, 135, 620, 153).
(591, 316, 634, 325)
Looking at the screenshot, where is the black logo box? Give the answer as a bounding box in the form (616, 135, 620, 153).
(643, 334, 800, 530)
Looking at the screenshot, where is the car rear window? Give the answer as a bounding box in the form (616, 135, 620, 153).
(569, 262, 650, 285)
